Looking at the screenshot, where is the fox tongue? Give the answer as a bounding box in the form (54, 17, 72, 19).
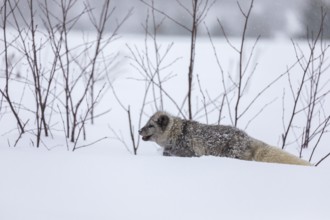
(142, 135, 151, 141)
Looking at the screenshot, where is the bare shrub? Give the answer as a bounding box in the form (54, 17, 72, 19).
(8, 0, 53, 147)
(281, 8, 330, 164)
(110, 2, 181, 154)
(1, 0, 130, 150)
(0, 0, 26, 137)
(141, 0, 215, 119)
(211, 0, 273, 128)
(41, 0, 131, 146)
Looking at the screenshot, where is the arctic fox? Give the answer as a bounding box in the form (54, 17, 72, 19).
(139, 111, 312, 166)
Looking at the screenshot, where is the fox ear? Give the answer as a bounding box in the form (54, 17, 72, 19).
(157, 115, 169, 131)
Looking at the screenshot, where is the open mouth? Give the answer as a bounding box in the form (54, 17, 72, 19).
(142, 135, 152, 141)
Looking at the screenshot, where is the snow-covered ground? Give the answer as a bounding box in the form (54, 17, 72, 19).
(1, 34, 330, 219)
(0, 148, 328, 220)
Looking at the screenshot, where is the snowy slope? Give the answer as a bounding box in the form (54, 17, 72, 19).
(0, 149, 328, 220)
(1, 33, 330, 220)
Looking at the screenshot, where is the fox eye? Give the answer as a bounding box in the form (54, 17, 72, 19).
(148, 124, 154, 128)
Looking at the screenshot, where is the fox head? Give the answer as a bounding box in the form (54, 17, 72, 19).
(139, 111, 171, 146)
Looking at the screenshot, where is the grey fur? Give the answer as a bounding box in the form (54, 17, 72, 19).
(139, 111, 312, 166)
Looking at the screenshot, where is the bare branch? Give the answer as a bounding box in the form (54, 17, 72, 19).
(140, 0, 190, 31)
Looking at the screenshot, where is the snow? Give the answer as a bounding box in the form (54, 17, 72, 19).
(0, 149, 328, 220)
(1, 33, 330, 219)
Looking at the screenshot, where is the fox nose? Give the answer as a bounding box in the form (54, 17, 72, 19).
(138, 128, 142, 134)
